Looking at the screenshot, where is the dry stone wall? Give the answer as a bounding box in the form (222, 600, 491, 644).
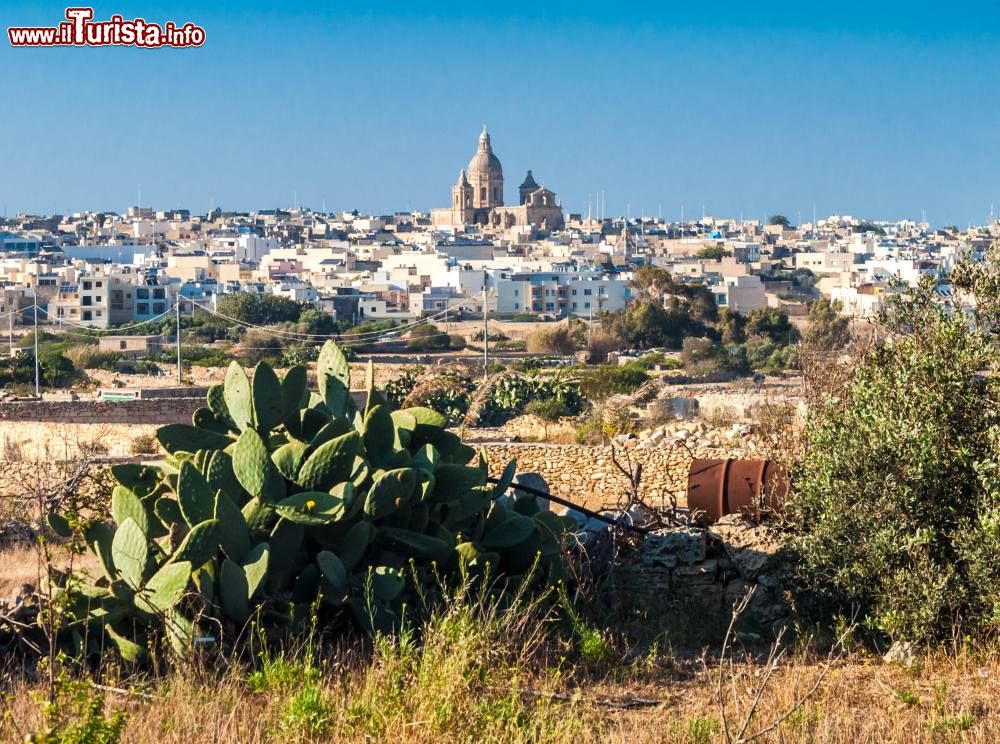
(0, 399, 201, 425)
(480, 440, 738, 511)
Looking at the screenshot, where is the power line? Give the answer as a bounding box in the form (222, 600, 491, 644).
(34, 304, 175, 333)
(188, 296, 474, 343)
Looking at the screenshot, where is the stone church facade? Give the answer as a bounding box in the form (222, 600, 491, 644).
(431, 128, 564, 232)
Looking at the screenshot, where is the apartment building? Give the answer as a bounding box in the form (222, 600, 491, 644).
(495, 270, 631, 317)
(49, 270, 136, 328)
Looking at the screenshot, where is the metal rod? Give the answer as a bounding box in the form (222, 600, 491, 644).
(175, 297, 182, 384)
(33, 304, 39, 396)
(485, 476, 649, 534)
(482, 281, 488, 380)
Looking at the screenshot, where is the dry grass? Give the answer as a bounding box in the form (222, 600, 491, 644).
(3, 638, 999, 743)
(0, 545, 42, 600)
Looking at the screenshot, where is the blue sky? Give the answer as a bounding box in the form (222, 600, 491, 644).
(3, 1, 1000, 225)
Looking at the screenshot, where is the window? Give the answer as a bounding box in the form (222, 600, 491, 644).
(153, 303, 165, 314)
(584, 302, 591, 309)
(136, 303, 149, 315)
(480, 187, 486, 201)
(513, 289, 518, 297)
(82, 311, 92, 321)
(96, 281, 103, 288)
(153, 288, 165, 299)
(81, 296, 92, 306)
(136, 288, 149, 300)
(119, 340, 127, 350)
(82, 281, 92, 290)
(514, 303, 519, 310)
(583, 288, 592, 296)
(572, 289, 577, 296)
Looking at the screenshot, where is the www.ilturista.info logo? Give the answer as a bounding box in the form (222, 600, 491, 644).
(8, 7, 205, 48)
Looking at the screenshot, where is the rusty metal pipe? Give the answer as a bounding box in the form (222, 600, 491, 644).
(687, 458, 789, 524)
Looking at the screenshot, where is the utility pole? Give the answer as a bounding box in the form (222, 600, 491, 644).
(33, 305, 39, 397)
(8, 306, 12, 359)
(175, 297, 182, 385)
(482, 283, 489, 381)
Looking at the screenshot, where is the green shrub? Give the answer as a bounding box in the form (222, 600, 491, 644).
(65, 345, 124, 371)
(575, 363, 649, 401)
(383, 366, 424, 409)
(407, 323, 451, 351)
(278, 685, 334, 739)
(788, 276, 1000, 644)
(476, 373, 583, 426)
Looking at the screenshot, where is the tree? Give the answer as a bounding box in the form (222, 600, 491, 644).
(524, 398, 569, 439)
(407, 323, 451, 351)
(853, 221, 886, 236)
(629, 266, 677, 303)
(767, 214, 791, 227)
(696, 245, 731, 261)
(803, 298, 850, 351)
(717, 308, 747, 345)
(789, 274, 1000, 644)
(216, 293, 303, 326)
(297, 308, 338, 336)
(745, 307, 799, 345)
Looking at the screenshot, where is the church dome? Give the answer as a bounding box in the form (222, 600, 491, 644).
(467, 127, 503, 179)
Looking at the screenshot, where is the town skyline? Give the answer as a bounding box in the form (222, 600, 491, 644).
(5, 3, 1000, 224)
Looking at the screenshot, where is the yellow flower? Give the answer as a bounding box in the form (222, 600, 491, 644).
(305, 499, 316, 511)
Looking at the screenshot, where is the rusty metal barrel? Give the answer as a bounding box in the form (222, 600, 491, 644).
(687, 459, 789, 524)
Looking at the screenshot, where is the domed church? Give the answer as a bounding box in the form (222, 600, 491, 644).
(431, 128, 564, 232)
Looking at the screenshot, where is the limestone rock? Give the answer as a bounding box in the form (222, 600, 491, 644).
(642, 527, 706, 567)
(708, 514, 787, 580)
(511, 472, 551, 512)
(884, 641, 918, 666)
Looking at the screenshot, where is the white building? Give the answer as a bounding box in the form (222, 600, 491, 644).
(712, 275, 767, 314)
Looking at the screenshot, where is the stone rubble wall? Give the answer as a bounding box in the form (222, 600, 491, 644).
(611, 515, 792, 633)
(480, 443, 740, 512)
(0, 398, 201, 425)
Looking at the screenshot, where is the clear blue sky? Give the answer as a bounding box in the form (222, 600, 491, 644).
(3, 1, 1000, 226)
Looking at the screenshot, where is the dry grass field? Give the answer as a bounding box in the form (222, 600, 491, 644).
(2, 544, 997, 743)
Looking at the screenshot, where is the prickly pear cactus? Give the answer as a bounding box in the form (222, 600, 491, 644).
(50, 342, 577, 662)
